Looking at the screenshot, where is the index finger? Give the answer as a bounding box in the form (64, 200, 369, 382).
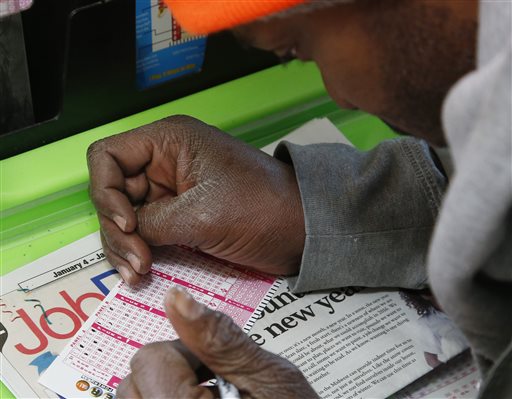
(128, 341, 213, 399)
(87, 132, 155, 232)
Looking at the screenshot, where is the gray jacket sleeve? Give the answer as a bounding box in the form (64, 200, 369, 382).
(274, 137, 447, 292)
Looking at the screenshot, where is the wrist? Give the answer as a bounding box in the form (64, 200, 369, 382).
(276, 163, 305, 276)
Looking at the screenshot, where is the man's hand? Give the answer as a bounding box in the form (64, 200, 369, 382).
(87, 115, 305, 284)
(117, 287, 318, 399)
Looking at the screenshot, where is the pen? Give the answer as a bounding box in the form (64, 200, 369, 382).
(216, 375, 241, 399)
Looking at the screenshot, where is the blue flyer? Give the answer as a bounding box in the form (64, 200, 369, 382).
(135, 0, 207, 89)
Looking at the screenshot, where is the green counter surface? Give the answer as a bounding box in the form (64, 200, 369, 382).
(0, 61, 396, 398)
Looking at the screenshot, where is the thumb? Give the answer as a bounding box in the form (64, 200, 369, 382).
(164, 287, 316, 398)
(164, 286, 260, 377)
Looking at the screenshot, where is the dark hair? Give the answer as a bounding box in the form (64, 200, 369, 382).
(399, 289, 435, 316)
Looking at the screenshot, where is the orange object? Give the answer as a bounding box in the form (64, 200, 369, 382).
(164, 0, 306, 34)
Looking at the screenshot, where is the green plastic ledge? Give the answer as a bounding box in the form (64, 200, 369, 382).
(0, 61, 326, 213)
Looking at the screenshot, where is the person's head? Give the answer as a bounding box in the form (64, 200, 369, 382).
(166, 0, 478, 146)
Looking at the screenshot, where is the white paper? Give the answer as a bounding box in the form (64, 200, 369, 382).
(260, 117, 351, 155)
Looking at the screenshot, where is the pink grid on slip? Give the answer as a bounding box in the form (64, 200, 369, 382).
(63, 245, 278, 389)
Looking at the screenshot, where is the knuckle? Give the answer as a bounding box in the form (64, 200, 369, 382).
(163, 114, 197, 126)
(86, 138, 108, 163)
(89, 185, 106, 206)
(103, 233, 130, 261)
(201, 311, 251, 359)
(160, 115, 211, 141)
(101, 244, 116, 265)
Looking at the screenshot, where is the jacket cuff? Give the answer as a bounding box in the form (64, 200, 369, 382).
(274, 138, 447, 292)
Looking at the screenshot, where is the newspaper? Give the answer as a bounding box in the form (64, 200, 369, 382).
(249, 283, 468, 398)
(0, 234, 119, 398)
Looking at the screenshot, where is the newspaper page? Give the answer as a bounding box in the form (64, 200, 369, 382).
(0, 234, 119, 398)
(249, 283, 469, 398)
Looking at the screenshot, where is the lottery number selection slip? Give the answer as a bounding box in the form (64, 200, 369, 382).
(39, 244, 282, 398)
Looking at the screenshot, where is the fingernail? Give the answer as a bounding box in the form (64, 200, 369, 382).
(167, 287, 204, 320)
(117, 264, 132, 283)
(113, 215, 127, 231)
(127, 253, 141, 272)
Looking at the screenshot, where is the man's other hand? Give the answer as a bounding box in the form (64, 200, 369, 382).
(117, 287, 317, 399)
(87, 115, 305, 284)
